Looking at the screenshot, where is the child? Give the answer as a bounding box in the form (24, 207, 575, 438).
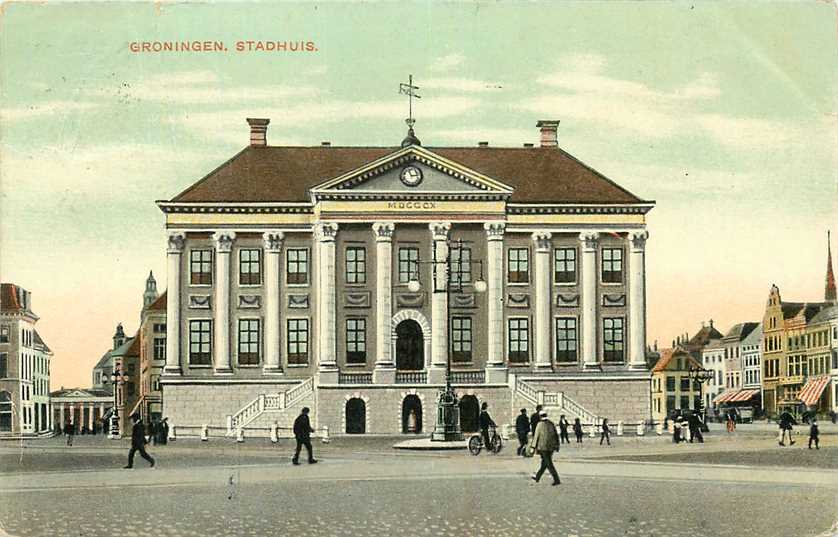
(809, 419, 819, 450)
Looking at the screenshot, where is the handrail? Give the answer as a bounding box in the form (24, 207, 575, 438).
(516, 379, 539, 404)
(286, 378, 313, 407)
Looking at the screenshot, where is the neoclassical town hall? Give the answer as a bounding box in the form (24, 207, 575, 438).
(157, 117, 654, 436)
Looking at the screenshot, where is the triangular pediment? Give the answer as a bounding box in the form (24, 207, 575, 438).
(311, 146, 514, 198)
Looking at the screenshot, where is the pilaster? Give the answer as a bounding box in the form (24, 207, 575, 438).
(212, 231, 235, 374)
(580, 231, 600, 369)
(533, 231, 553, 371)
(316, 223, 339, 383)
(628, 230, 649, 370)
(372, 222, 396, 384)
(428, 222, 451, 384)
(164, 231, 185, 375)
(263, 231, 284, 374)
(484, 222, 507, 383)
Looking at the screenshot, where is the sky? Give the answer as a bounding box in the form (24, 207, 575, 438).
(1, 2, 836, 390)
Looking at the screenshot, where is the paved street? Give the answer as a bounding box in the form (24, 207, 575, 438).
(1, 431, 836, 537)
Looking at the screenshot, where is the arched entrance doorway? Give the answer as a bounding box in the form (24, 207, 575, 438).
(459, 395, 480, 433)
(402, 394, 423, 434)
(396, 320, 424, 371)
(345, 398, 366, 434)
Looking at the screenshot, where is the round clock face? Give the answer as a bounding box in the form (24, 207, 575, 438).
(400, 166, 423, 186)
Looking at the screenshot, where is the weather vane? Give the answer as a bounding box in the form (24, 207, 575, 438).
(399, 74, 421, 129)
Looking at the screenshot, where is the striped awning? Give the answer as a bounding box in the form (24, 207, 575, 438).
(799, 376, 830, 407)
(713, 390, 740, 404)
(729, 389, 760, 402)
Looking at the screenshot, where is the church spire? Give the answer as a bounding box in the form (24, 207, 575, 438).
(826, 230, 836, 303)
(144, 270, 159, 309)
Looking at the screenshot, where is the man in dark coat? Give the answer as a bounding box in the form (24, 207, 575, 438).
(558, 415, 570, 444)
(124, 413, 155, 469)
(478, 402, 496, 453)
(159, 418, 169, 445)
(778, 411, 797, 446)
(530, 404, 543, 435)
(64, 422, 74, 446)
(292, 407, 317, 465)
(515, 408, 530, 456)
(688, 411, 704, 443)
(529, 410, 560, 486)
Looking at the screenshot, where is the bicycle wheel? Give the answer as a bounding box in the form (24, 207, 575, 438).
(468, 435, 482, 456)
(491, 434, 503, 454)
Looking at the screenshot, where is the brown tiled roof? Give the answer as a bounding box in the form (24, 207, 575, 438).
(147, 291, 167, 312)
(652, 347, 701, 372)
(687, 325, 724, 348)
(0, 283, 22, 312)
(169, 146, 650, 205)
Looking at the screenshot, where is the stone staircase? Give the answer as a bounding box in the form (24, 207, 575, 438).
(226, 378, 313, 436)
(514, 377, 600, 425)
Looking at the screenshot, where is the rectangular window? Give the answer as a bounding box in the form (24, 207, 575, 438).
(554, 248, 577, 284)
(0, 325, 8, 343)
(508, 318, 529, 363)
(237, 319, 260, 365)
(286, 249, 309, 285)
(398, 247, 420, 284)
(450, 247, 472, 284)
(287, 319, 309, 365)
(239, 249, 262, 285)
(153, 323, 167, 333)
(0, 353, 6, 378)
(680, 395, 690, 410)
(680, 377, 690, 391)
(451, 317, 473, 363)
(666, 377, 676, 392)
(555, 317, 578, 363)
(190, 250, 213, 285)
(188, 320, 212, 365)
(602, 318, 625, 362)
(345, 247, 367, 284)
(346, 318, 367, 364)
(127, 382, 135, 396)
(666, 395, 676, 413)
(507, 248, 529, 283)
(601, 248, 623, 283)
(153, 338, 166, 361)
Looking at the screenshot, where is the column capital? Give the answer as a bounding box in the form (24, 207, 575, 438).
(372, 222, 395, 242)
(262, 230, 285, 252)
(429, 222, 452, 241)
(483, 222, 506, 240)
(212, 231, 236, 253)
(578, 231, 599, 250)
(167, 232, 186, 254)
(629, 230, 649, 251)
(531, 231, 553, 251)
(315, 222, 339, 242)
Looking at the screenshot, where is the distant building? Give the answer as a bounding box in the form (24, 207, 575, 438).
(651, 346, 702, 423)
(0, 284, 53, 436)
(741, 323, 763, 390)
(137, 289, 166, 423)
(701, 339, 725, 414)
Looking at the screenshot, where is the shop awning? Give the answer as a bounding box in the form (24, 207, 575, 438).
(728, 389, 760, 402)
(799, 376, 830, 407)
(713, 390, 740, 404)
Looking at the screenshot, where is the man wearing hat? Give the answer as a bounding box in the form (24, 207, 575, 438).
(528, 410, 560, 486)
(124, 413, 155, 469)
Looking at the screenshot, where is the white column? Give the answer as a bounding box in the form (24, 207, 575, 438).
(87, 403, 94, 431)
(484, 222, 506, 383)
(429, 222, 451, 384)
(579, 231, 600, 369)
(213, 231, 236, 374)
(164, 232, 185, 374)
(59, 403, 65, 428)
(372, 222, 396, 383)
(628, 230, 649, 370)
(533, 231, 553, 371)
(263, 231, 284, 374)
(316, 223, 339, 378)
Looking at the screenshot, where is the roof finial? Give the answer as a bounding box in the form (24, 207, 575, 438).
(399, 75, 422, 147)
(826, 229, 836, 303)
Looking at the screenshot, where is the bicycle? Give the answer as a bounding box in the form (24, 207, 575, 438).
(468, 426, 503, 455)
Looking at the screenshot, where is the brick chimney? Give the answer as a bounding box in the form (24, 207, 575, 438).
(536, 120, 560, 147)
(246, 118, 270, 146)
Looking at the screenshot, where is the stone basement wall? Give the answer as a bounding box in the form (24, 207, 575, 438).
(163, 383, 313, 437)
(316, 386, 513, 435)
(531, 378, 652, 423)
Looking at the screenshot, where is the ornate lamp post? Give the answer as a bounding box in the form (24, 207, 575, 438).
(689, 365, 714, 424)
(108, 366, 129, 439)
(407, 238, 487, 442)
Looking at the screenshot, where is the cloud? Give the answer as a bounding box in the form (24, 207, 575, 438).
(423, 77, 505, 93)
(431, 52, 466, 72)
(0, 100, 100, 121)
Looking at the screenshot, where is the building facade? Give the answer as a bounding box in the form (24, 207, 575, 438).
(0, 284, 53, 436)
(157, 118, 655, 435)
(136, 280, 167, 423)
(701, 339, 725, 415)
(651, 347, 702, 423)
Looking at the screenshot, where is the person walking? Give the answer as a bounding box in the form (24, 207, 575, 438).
(64, 422, 74, 446)
(778, 411, 797, 446)
(673, 414, 683, 444)
(688, 411, 704, 444)
(573, 418, 583, 443)
(529, 410, 560, 486)
(558, 415, 570, 445)
(515, 408, 530, 456)
(124, 414, 155, 469)
(478, 402, 497, 454)
(159, 418, 169, 445)
(292, 407, 317, 465)
(599, 418, 611, 446)
(530, 404, 543, 435)
(808, 419, 820, 450)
